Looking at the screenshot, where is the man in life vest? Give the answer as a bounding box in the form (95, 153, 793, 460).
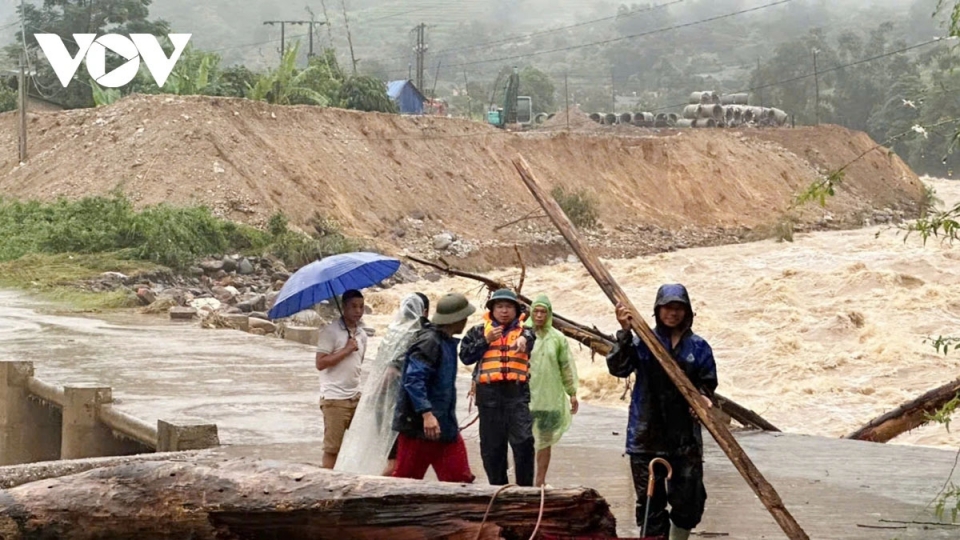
(460, 288, 538, 486)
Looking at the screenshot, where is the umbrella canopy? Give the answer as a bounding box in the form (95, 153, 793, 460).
(267, 252, 401, 320)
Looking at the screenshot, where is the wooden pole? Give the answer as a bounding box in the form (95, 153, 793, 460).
(510, 154, 809, 540)
(846, 377, 960, 443)
(18, 51, 27, 163)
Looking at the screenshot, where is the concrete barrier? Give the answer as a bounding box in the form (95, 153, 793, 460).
(284, 326, 320, 346)
(0, 361, 220, 466)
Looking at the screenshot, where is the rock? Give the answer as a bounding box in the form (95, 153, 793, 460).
(213, 270, 228, 280)
(433, 233, 454, 251)
(221, 256, 238, 273)
(393, 228, 406, 238)
(225, 306, 244, 314)
(410, 210, 426, 221)
(272, 271, 291, 282)
(236, 294, 266, 313)
(362, 327, 376, 337)
(291, 310, 323, 326)
(211, 286, 235, 304)
(200, 260, 224, 274)
(250, 312, 270, 321)
(238, 258, 255, 275)
(187, 266, 204, 277)
(424, 272, 442, 283)
(169, 307, 198, 320)
(266, 291, 280, 309)
(136, 288, 157, 306)
(190, 298, 222, 312)
(364, 305, 373, 315)
(566, 255, 578, 264)
(249, 318, 277, 333)
(101, 272, 128, 282)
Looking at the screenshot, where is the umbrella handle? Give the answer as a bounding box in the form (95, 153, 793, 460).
(330, 283, 352, 339)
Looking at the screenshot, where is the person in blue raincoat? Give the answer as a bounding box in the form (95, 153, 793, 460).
(607, 284, 718, 540)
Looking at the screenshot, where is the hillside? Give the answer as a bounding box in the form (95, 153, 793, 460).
(0, 95, 922, 268)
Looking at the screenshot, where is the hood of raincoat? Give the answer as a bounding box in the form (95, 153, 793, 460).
(524, 294, 554, 334)
(653, 283, 694, 334)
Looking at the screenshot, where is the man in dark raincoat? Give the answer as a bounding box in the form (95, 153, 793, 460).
(392, 293, 476, 482)
(607, 284, 718, 540)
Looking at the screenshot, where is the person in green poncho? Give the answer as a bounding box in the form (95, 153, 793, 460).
(525, 294, 579, 487)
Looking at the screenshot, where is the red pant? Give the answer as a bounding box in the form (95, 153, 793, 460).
(392, 433, 475, 483)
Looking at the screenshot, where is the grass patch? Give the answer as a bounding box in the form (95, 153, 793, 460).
(0, 253, 163, 311)
(0, 197, 364, 311)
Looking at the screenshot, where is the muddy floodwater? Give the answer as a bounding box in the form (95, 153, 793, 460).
(2, 178, 960, 538)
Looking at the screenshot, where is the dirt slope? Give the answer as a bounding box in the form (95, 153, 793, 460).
(0, 95, 922, 267)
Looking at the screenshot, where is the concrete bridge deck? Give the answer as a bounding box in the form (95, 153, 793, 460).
(2, 290, 959, 538)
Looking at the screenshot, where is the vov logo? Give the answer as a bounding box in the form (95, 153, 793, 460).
(34, 33, 191, 88)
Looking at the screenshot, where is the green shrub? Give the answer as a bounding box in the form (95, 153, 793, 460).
(551, 186, 600, 230)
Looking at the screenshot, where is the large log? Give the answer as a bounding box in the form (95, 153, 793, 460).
(406, 256, 781, 433)
(0, 459, 616, 540)
(511, 154, 809, 540)
(846, 377, 960, 443)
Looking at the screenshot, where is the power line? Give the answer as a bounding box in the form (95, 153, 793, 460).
(405, 0, 685, 59)
(441, 0, 794, 69)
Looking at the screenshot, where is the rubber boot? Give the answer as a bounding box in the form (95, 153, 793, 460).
(668, 523, 691, 540)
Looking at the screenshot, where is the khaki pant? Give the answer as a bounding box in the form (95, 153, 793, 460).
(320, 396, 360, 454)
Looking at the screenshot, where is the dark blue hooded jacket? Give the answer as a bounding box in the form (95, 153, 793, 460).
(392, 322, 462, 442)
(606, 284, 718, 457)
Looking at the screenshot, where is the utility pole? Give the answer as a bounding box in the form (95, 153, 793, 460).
(18, 51, 27, 163)
(263, 20, 327, 61)
(565, 72, 570, 131)
(813, 48, 820, 125)
(341, 0, 358, 75)
(463, 69, 471, 118)
(757, 56, 763, 108)
(611, 68, 616, 113)
(412, 23, 427, 90)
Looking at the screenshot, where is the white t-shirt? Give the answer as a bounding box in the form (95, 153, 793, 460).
(316, 319, 368, 400)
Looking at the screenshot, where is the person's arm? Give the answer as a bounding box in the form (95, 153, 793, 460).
(606, 329, 641, 378)
(459, 324, 489, 366)
(315, 326, 358, 371)
(403, 341, 442, 440)
(557, 334, 580, 413)
(693, 340, 719, 399)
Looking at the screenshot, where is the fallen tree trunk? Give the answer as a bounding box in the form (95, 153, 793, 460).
(406, 256, 780, 433)
(846, 378, 960, 443)
(0, 459, 616, 540)
(0, 451, 202, 489)
(512, 154, 808, 540)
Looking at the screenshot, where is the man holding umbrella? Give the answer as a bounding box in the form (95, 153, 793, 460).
(315, 289, 368, 469)
(268, 252, 402, 469)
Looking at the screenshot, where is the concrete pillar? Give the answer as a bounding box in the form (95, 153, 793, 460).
(0, 361, 61, 465)
(61, 386, 146, 459)
(157, 420, 220, 452)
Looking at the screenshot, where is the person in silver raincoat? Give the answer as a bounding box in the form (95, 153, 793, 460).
(334, 293, 428, 476)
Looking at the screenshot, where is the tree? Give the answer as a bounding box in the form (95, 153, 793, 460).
(246, 42, 329, 106)
(518, 66, 556, 114)
(11, 0, 169, 108)
(337, 75, 397, 113)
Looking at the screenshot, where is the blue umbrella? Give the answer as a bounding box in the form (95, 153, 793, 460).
(267, 252, 401, 327)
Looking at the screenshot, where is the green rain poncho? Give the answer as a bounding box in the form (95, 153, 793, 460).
(525, 294, 579, 451)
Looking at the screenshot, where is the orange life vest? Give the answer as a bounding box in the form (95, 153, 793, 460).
(477, 313, 530, 384)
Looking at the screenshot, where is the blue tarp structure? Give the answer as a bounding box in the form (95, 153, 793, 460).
(386, 80, 426, 115)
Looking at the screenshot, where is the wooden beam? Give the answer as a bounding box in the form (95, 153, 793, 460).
(846, 378, 960, 443)
(511, 154, 808, 540)
(0, 459, 617, 539)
